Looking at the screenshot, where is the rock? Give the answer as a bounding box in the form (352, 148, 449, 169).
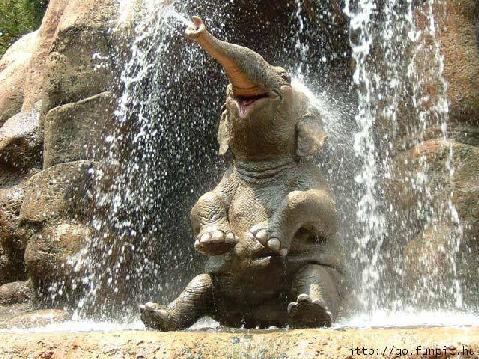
(43, 92, 115, 168)
(0, 309, 70, 329)
(24, 223, 91, 297)
(0, 247, 20, 286)
(0, 185, 24, 243)
(435, 0, 479, 124)
(390, 139, 479, 306)
(20, 161, 95, 224)
(0, 31, 38, 125)
(0, 102, 42, 170)
(22, 0, 119, 113)
(0, 327, 477, 358)
(0, 281, 32, 305)
(0, 184, 27, 285)
(43, 28, 116, 111)
(19, 161, 95, 296)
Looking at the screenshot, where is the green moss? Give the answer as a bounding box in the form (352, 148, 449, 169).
(0, 0, 48, 56)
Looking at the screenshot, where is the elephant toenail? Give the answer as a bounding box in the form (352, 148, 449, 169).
(267, 238, 281, 251)
(225, 232, 236, 243)
(256, 229, 268, 241)
(200, 233, 211, 243)
(211, 230, 224, 241)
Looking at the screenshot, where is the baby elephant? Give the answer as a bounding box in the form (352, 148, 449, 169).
(140, 16, 344, 330)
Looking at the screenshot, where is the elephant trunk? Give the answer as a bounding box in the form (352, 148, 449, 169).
(186, 17, 284, 97)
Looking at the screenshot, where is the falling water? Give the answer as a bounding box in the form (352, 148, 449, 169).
(64, 0, 356, 322)
(345, 0, 465, 314)
(71, 1, 228, 319)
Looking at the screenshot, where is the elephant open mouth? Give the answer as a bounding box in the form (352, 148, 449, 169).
(235, 93, 270, 118)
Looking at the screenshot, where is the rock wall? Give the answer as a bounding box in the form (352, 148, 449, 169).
(0, 0, 120, 305)
(395, 0, 479, 305)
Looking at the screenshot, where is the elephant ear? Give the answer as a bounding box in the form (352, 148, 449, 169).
(296, 106, 328, 159)
(218, 106, 231, 156)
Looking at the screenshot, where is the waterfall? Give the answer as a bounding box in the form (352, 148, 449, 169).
(68, 0, 470, 324)
(344, 0, 464, 313)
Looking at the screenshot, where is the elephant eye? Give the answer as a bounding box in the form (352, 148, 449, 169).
(281, 72, 292, 84)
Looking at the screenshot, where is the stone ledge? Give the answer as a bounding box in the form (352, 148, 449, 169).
(0, 327, 478, 358)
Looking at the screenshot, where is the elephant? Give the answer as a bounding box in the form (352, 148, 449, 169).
(140, 16, 345, 330)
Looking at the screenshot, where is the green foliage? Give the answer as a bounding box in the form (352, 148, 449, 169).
(0, 0, 48, 56)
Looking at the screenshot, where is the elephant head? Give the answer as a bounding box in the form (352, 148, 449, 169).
(186, 17, 327, 162)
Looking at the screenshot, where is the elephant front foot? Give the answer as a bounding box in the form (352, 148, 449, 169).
(194, 227, 237, 256)
(249, 222, 287, 256)
(140, 302, 176, 331)
(287, 294, 332, 328)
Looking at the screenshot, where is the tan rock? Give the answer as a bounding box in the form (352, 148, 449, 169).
(389, 139, 479, 305)
(0, 32, 38, 125)
(0, 185, 24, 241)
(0, 309, 70, 329)
(22, 0, 119, 113)
(437, 0, 479, 124)
(0, 102, 42, 170)
(20, 161, 95, 224)
(0, 281, 32, 305)
(0, 184, 27, 286)
(44, 92, 115, 168)
(0, 327, 477, 358)
(24, 223, 91, 294)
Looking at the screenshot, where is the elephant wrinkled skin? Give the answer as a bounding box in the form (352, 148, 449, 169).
(140, 17, 345, 330)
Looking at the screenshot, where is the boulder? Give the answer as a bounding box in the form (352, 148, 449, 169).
(24, 223, 91, 296)
(437, 0, 479, 124)
(0, 185, 24, 242)
(0, 184, 27, 285)
(0, 102, 43, 170)
(0, 281, 32, 305)
(20, 160, 95, 224)
(389, 139, 479, 306)
(43, 92, 115, 168)
(0, 32, 38, 125)
(22, 0, 119, 113)
(42, 27, 116, 111)
(0, 247, 20, 286)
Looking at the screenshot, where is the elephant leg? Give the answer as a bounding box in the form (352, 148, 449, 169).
(140, 274, 213, 331)
(191, 191, 237, 256)
(288, 264, 341, 328)
(252, 189, 338, 254)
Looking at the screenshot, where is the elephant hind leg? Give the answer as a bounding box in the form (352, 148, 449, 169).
(140, 274, 213, 331)
(288, 264, 342, 328)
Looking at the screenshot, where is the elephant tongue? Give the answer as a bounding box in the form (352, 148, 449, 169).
(236, 94, 268, 118)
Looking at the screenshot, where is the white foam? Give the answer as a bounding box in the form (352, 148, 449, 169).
(335, 310, 479, 329)
(0, 320, 145, 334)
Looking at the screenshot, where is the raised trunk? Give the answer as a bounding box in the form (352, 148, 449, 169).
(188, 18, 284, 97)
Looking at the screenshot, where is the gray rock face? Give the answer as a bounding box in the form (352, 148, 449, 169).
(44, 92, 115, 168)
